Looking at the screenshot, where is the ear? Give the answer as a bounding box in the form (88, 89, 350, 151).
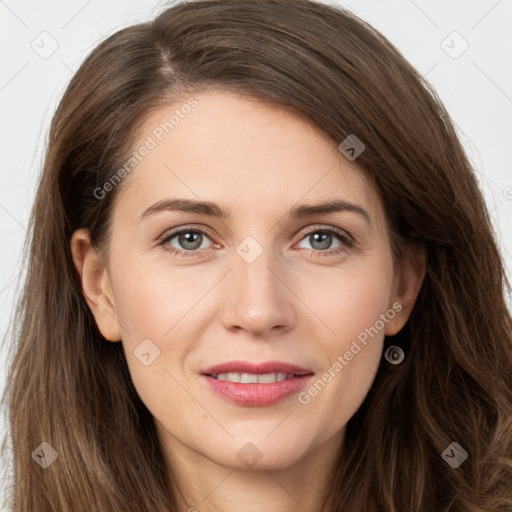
(385, 244, 426, 336)
(70, 228, 122, 342)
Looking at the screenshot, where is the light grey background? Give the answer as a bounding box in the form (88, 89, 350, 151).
(1, 0, 511, 500)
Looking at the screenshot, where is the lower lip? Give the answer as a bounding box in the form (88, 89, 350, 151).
(201, 374, 313, 407)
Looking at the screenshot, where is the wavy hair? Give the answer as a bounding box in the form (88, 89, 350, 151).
(2, 0, 511, 510)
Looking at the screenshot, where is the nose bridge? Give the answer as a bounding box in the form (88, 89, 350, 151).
(222, 235, 295, 334)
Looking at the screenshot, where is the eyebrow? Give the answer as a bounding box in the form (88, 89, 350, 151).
(140, 198, 371, 225)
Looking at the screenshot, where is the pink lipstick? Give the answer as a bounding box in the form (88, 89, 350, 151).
(200, 360, 314, 407)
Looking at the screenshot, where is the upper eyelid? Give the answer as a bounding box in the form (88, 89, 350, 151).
(299, 224, 351, 239)
(159, 224, 217, 243)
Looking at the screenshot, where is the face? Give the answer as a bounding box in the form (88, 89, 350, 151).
(72, 90, 424, 473)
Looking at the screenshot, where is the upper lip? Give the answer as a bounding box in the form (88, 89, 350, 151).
(201, 360, 313, 376)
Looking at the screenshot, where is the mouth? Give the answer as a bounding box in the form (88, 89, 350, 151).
(200, 360, 314, 407)
(209, 372, 300, 383)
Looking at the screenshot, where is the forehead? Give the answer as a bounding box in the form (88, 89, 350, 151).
(114, 89, 384, 226)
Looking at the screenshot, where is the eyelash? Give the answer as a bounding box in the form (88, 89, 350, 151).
(157, 224, 353, 258)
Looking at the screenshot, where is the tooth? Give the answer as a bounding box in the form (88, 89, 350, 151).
(213, 372, 295, 383)
(258, 373, 277, 383)
(240, 373, 258, 383)
(215, 372, 241, 382)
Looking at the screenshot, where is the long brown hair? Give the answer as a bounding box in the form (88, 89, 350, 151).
(2, 0, 511, 510)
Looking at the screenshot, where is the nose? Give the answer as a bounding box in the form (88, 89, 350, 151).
(220, 245, 297, 337)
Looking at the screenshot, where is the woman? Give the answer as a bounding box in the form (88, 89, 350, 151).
(2, 0, 511, 510)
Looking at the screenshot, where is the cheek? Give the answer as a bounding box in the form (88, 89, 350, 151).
(306, 255, 394, 344)
(110, 263, 202, 421)
(109, 259, 220, 397)
(297, 256, 393, 421)
(111, 255, 210, 340)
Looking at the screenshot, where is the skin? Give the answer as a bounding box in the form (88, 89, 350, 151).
(71, 90, 426, 512)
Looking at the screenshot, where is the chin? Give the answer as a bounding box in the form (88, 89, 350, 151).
(211, 434, 317, 472)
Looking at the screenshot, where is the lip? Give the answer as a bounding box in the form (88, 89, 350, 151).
(201, 360, 312, 376)
(200, 360, 314, 407)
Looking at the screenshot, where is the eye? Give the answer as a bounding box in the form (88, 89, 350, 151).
(158, 226, 216, 257)
(296, 226, 353, 256)
(158, 224, 354, 259)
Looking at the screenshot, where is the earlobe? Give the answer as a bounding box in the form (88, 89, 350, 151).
(70, 228, 122, 342)
(385, 245, 426, 336)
